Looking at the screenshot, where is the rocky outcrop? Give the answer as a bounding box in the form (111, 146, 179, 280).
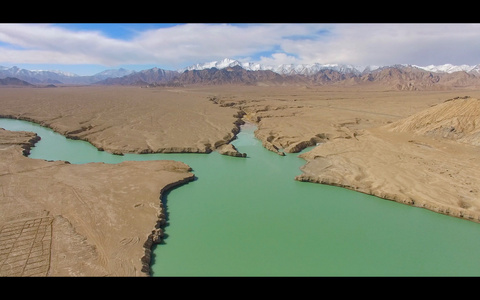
(0, 126, 41, 156)
(140, 174, 195, 276)
(216, 143, 247, 157)
(261, 139, 285, 156)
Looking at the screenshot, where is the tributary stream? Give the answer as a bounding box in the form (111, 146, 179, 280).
(2, 118, 480, 276)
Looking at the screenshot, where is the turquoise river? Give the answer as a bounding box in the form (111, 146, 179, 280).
(2, 118, 480, 276)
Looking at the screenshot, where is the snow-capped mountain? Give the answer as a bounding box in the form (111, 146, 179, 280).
(268, 63, 366, 76)
(2, 59, 480, 87)
(168, 59, 480, 90)
(34, 70, 78, 77)
(0, 66, 136, 84)
(181, 58, 480, 76)
(179, 58, 240, 71)
(468, 64, 480, 75)
(0, 66, 79, 84)
(415, 64, 478, 73)
(93, 68, 135, 78)
(179, 58, 368, 75)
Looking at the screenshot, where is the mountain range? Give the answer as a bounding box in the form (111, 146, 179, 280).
(0, 66, 135, 85)
(2, 58, 480, 90)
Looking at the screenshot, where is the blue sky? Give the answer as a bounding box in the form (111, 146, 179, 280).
(1, 23, 480, 76)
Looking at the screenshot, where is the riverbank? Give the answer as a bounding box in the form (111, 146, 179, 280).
(2, 85, 480, 223)
(204, 86, 480, 223)
(0, 86, 245, 156)
(0, 128, 194, 276)
(296, 97, 480, 223)
(4, 118, 480, 276)
(2, 85, 480, 275)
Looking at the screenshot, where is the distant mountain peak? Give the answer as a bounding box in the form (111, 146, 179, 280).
(182, 59, 375, 76)
(180, 59, 480, 76)
(415, 63, 477, 73)
(2, 60, 480, 87)
(178, 58, 241, 72)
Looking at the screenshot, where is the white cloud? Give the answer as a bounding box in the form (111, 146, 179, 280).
(279, 23, 480, 67)
(130, 23, 323, 67)
(1, 23, 480, 72)
(257, 53, 300, 66)
(0, 23, 153, 66)
(0, 23, 329, 68)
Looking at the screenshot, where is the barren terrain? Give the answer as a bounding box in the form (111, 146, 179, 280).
(0, 128, 193, 276)
(207, 85, 480, 222)
(0, 86, 244, 155)
(2, 84, 480, 276)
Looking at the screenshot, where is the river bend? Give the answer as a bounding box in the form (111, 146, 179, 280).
(1, 118, 480, 276)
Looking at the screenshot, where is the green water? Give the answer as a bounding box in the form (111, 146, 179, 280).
(2, 118, 480, 276)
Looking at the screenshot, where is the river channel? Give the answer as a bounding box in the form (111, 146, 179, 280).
(1, 118, 480, 276)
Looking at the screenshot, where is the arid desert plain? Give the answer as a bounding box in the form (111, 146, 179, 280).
(1, 84, 480, 276)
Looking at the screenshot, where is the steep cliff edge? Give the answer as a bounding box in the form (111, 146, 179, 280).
(0, 128, 195, 276)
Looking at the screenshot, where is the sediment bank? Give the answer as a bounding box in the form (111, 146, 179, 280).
(295, 116, 480, 224)
(0, 127, 195, 276)
(0, 111, 246, 157)
(140, 175, 195, 275)
(0, 86, 245, 157)
(3, 85, 480, 276)
(203, 87, 480, 224)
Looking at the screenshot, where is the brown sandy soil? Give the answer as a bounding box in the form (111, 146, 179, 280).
(294, 96, 480, 223)
(0, 129, 194, 276)
(0, 86, 244, 155)
(2, 84, 480, 276)
(204, 85, 480, 222)
(206, 85, 480, 154)
(297, 125, 480, 222)
(0, 85, 243, 277)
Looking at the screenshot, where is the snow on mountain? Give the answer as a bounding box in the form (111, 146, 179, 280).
(360, 65, 381, 73)
(0, 66, 140, 84)
(181, 59, 387, 76)
(179, 58, 241, 72)
(92, 68, 135, 78)
(0, 66, 78, 78)
(180, 59, 480, 76)
(2, 60, 480, 86)
(468, 64, 480, 75)
(34, 70, 79, 77)
(415, 64, 477, 73)
(0, 66, 135, 79)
